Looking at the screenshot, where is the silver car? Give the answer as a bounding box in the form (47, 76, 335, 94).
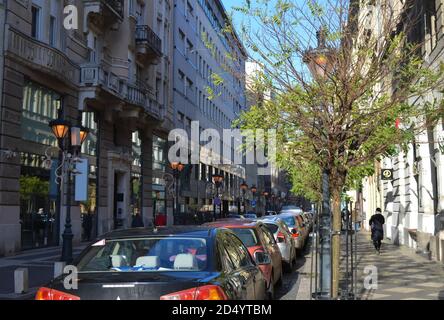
(261, 216, 297, 272)
(276, 213, 306, 251)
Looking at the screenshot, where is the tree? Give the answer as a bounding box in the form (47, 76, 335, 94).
(230, 0, 444, 298)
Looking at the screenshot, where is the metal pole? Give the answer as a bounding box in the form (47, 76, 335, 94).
(61, 153, 73, 264)
(314, 202, 320, 296)
(350, 201, 354, 299)
(354, 201, 358, 299)
(310, 202, 319, 300)
(345, 202, 349, 299)
(316, 168, 331, 299)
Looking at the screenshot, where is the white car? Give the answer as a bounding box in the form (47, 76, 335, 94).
(261, 216, 297, 272)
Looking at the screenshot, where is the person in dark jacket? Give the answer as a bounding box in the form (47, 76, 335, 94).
(369, 208, 385, 254)
(131, 212, 144, 228)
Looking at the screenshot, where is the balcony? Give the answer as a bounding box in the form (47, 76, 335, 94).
(4, 26, 79, 86)
(135, 25, 162, 64)
(83, 0, 124, 32)
(80, 65, 164, 121)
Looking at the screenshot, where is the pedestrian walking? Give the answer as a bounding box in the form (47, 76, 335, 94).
(131, 212, 144, 228)
(369, 208, 385, 254)
(82, 212, 93, 241)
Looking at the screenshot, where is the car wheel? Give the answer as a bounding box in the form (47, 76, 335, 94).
(284, 254, 294, 273)
(267, 273, 275, 300)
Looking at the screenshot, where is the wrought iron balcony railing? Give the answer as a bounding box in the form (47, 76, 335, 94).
(135, 25, 162, 57)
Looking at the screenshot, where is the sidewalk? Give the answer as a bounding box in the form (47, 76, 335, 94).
(351, 231, 444, 300)
(293, 230, 444, 300)
(0, 244, 86, 300)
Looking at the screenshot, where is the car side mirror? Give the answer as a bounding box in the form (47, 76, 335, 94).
(254, 251, 271, 265)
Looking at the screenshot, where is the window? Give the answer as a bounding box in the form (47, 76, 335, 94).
(228, 233, 254, 268)
(31, 6, 41, 39)
(21, 81, 61, 146)
(231, 228, 258, 247)
(49, 16, 57, 47)
(260, 226, 276, 245)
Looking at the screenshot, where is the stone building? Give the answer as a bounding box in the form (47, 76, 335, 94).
(355, 0, 444, 262)
(0, 0, 174, 256)
(171, 0, 248, 220)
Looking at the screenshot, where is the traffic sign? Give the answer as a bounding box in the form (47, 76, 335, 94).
(214, 197, 221, 205)
(251, 200, 256, 208)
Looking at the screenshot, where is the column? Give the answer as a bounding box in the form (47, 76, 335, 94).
(141, 130, 154, 227)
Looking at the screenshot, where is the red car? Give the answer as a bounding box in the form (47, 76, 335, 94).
(204, 219, 283, 299)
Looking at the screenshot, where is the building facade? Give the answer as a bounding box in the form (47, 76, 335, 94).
(0, 0, 174, 256)
(171, 0, 248, 220)
(356, 0, 444, 262)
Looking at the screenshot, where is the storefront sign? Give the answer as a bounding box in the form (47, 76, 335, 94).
(381, 168, 393, 180)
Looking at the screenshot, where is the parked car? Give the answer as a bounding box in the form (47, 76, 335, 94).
(302, 212, 314, 232)
(204, 220, 283, 299)
(227, 214, 245, 219)
(280, 205, 303, 214)
(264, 211, 277, 216)
(276, 213, 306, 251)
(244, 213, 258, 219)
(301, 213, 313, 232)
(280, 210, 309, 239)
(35, 226, 267, 300)
(260, 216, 297, 271)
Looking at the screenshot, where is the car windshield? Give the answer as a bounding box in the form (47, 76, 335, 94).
(280, 216, 296, 227)
(231, 228, 259, 247)
(76, 237, 207, 272)
(265, 223, 279, 234)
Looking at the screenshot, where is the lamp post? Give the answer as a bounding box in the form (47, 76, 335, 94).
(48, 117, 89, 264)
(240, 182, 248, 214)
(170, 161, 185, 225)
(303, 28, 335, 300)
(212, 173, 224, 220)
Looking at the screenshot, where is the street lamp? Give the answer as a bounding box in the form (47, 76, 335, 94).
(303, 28, 335, 300)
(48, 117, 89, 264)
(170, 162, 185, 225)
(240, 182, 248, 214)
(212, 173, 224, 220)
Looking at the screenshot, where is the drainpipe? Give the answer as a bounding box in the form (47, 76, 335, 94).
(0, 0, 7, 131)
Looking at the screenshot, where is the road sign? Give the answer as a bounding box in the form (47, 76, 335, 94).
(381, 169, 393, 180)
(214, 197, 221, 205)
(251, 200, 256, 208)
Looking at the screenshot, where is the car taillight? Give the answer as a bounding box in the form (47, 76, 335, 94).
(160, 285, 228, 300)
(35, 287, 80, 300)
(277, 231, 286, 243)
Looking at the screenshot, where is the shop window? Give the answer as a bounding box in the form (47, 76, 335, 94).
(21, 81, 61, 146)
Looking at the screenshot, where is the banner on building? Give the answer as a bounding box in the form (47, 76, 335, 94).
(49, 159, 59, 200)
(75, 158, 89, 201)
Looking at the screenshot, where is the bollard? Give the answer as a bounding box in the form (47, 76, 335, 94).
(54, 261, 66, 278)
(14, 268, 29, 294)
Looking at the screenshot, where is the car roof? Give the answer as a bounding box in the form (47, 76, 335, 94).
(204, 219, 261, 228)
(100, 226, 218, 239)
(277, 213, 297, 219)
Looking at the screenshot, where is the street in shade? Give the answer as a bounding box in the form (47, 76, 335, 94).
(32, 211, 312, 300)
